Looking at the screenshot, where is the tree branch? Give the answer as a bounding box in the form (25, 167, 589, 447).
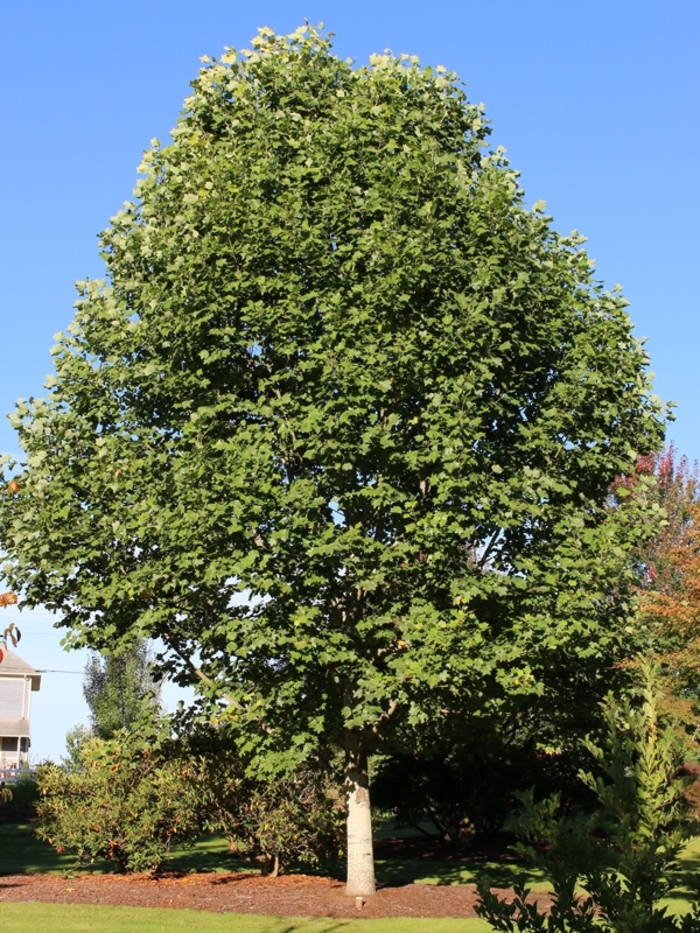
(360, 698, 400, 756)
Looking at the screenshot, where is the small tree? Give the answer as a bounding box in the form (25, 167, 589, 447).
(83, 640, 161, 739)
(0, 26, 666, 894)
(612, 447, 700, 736)
(477, 663, 700, 932)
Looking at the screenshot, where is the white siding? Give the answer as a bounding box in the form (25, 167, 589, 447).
(0, 679, 26, 718)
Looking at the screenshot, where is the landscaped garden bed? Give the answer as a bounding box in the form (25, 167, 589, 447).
(2, 821, 699, 924)
(0, 820, 542, 918)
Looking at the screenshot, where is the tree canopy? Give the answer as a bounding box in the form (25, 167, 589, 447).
(0, 25, 666, 893)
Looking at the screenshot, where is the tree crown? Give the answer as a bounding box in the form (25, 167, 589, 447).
(1, 25, 666, 769)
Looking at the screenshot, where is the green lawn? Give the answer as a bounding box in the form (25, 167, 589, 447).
(0, 904, 494, 933)
(0, 823, 254, 876)
(0, 822, 79, 874)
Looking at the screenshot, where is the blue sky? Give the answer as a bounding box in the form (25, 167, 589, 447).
(1, 1, 698, 761)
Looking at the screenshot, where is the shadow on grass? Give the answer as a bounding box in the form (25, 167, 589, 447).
(369, 825, 546, 889)
(0, 823, 251, 877)
(0, 824, 325, 879)
(162, 834, 254, 874)
(0, 823, 79, 875)
(374, 855, 545, 889)
(0, 821, 549, 890)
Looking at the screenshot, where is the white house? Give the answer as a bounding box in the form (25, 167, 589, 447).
(0, 649, 41, 769)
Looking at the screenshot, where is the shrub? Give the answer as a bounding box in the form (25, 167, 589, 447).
(476, 662, 700, 932)
(35, 731, 203, 873)
(372, 735, 597, 843)
(38, 722, 343, 876)
(195, 742, 344, 876)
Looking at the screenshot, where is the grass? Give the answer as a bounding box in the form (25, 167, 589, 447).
(0, 824, 252, 876)
(374, 856, 545, 889)
(0, 821, 544, 889)
(0, 904, 493, 932)
(0, 822, 79, 874)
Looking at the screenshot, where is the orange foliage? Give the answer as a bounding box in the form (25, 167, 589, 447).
(636, 446, 700, 675)
(0, 594, 20, 661)
(641, 498, 700, 670)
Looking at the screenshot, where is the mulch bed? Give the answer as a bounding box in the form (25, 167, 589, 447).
(0, 870, 551, 919)
(0, 833, 552, 918)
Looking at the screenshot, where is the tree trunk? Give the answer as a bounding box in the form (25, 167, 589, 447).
(344, 729, 376, 896)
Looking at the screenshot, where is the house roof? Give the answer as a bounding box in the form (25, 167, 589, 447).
(0, 649, 41, 690)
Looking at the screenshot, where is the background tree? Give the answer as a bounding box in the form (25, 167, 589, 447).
(636, 447, 700, 684)
(641, 446, 698, 584)
(372, 707, 599, 844)
(613, 446, 700, 731)
(61, 723, 93, 772)
(83, 640, 161, 739)
(641, 499, 700, 677)
(0, 26, 666, 895)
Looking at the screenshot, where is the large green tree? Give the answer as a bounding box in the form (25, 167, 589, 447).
(0, 26, 665, 894)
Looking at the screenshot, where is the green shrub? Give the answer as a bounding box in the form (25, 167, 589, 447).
(34, 732, 204, 873)
(38, 722, 342, 876)
(195, 742, 344, 876)
(476, 662, 700, 932)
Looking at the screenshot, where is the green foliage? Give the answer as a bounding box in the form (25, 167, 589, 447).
(34, 732, 203, 873)
(83, 640, 161, 739)
(197, 746, 344, 875)
(37, 719, 342, 876)
(61, 723, 93, 771)
(476, 663, 700, 932)
(0, 25, 666, 783)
